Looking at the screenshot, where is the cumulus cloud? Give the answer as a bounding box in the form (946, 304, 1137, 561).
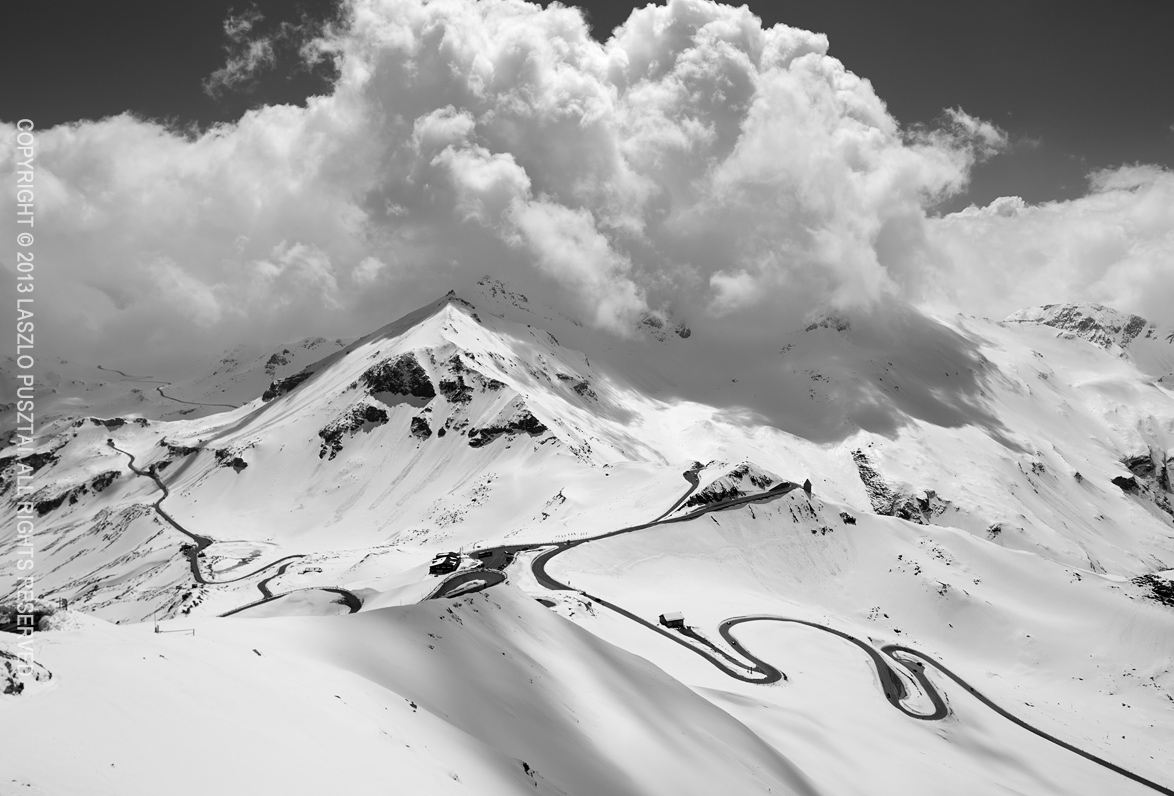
(6, 0, 1165, 387)
(928, 164, 1174, 324)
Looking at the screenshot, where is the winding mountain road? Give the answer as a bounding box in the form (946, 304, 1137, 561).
(433, 470, 1173, 796)
(107, 441, 361, 615)
(98, 365, 240, 410)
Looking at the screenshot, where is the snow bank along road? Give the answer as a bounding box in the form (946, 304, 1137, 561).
(438, 472, 1174, 796)
(107, 441, 362, 616)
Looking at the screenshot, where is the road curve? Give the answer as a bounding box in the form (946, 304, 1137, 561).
(109, 442, 307, 589)
(154, 385, 239, 410)
(219, 586, 362, 618)
(459, 470, 1173, 796)
(429, 570, 507, 600)
(97, 365, 239, 410)
(718, 616, 946, 719)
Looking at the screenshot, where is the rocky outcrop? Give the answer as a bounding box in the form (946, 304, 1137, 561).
(1133, 573, 1174, 608)
(162, 441, 199, 458)
(572, 380, 597, 400)
(467, 410, 548, 448)
(851, 450, 949, 524)
(684, 463, 778, 508)
(410, 416, 433, 439)
(362, 353, 435, 399)
(213, 449, 249, 473)
(262, 369, 313, 402)
(318, 404, 390, 460)
(438, 376, 474, 404)
(0, 449, 59, 497)
(264, 349, 291, 375)
(1114, 449, 1173, 518)
(91, 470, 120, 492)
(27, 469, 120, 515)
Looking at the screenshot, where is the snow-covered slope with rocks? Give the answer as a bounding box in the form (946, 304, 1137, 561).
(1006, 303, 1174, 383)
(2, 283, 1173, 796)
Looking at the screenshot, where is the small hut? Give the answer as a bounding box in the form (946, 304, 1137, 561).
(658, 611, 685, 629)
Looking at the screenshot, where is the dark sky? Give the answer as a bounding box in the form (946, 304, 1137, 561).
(3, 0, 1172, 210)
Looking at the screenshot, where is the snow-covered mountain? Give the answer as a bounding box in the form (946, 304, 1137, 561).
(3, 283, 1173, 796)
(1005, 302, 1174, 383)
(0, 335, 351, 439)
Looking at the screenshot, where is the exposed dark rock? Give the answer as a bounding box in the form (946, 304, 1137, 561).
(1133, 573, 1174, 607)
(262, 369, 313, 402)
(437, 427, 447, 438)
(1124, 455, 1156, 479)
(318, 404, 391, 459)
(410, 416, 433, 439)
(438, 376, 474, 404)
(0, 449, 58, 476)
(264, 349, 291, 375)
(90, 470, 120, 492)
(89, 417, 126, 429)
(363, 405, 389, 424)
(850, 450, 947, 523)
(1112, 475, 1140, 493)
(162, 441, 199, 458)
(839, 511, 856, 525)
(362, 354, 435, 399)
(467, 410, 548, 448)
(683, 464, 776, 508)
(805, 315, 850, 332)
(214, 449, 249, 472)
(33, 483, 89, 515)
(572, 380, 597, 400)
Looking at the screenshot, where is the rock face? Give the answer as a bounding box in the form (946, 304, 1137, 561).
(264, 349, 291, 375)
(1114, 449, 1174, 518)
(438, 376, 474, 404)
(26, 469, 121, 516)
(318, 404, 391, 460)
(362, 353, 435, 399)
(1005, 303, 1156, 351)
(851, 450, 948, 524)
(467, 410, 547, 448)
(684, 463, 778, 509)
(262, 369, 313, 402)
(410, 416, 433, 439)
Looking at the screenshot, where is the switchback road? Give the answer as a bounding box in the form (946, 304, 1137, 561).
(108, 441, 362, 615)
(434, 470, 1173, 796)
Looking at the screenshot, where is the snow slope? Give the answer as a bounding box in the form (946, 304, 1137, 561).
(3, 284, 1174, 795)
(0, 588, 819, 796)
(548, 490, 1174, 795)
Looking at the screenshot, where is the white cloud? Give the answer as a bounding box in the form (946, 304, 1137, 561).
(204, 7, 279, 97)
(4, 0, 1166, 379)
(929, 165, 1174, 323)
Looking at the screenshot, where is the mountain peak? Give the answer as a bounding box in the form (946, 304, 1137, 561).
(1004, 303, 1158, 350)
